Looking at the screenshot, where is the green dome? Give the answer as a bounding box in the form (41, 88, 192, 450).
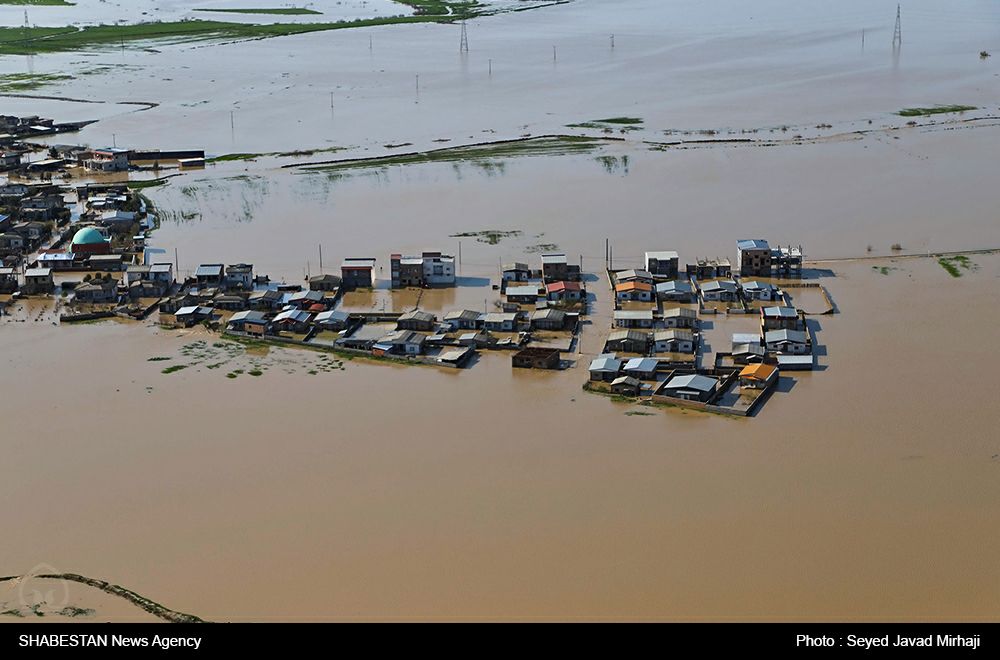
(72, 227, 107, 246)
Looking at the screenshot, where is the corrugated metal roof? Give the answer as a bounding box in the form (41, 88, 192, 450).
(664, 374, 717, 392)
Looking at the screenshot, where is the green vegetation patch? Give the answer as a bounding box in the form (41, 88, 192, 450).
(193, 7, 322, 15)
(0, 72, 74, 92)
(147, 356, 171, 361)
(0, 1, 75, 6)
(937, 255, 975, 278)
(898, 105, 976, 117)
(161, 365, 188, 374)
(593, 116, 643, 125)
(308, 136, 608, 173)
(0, 15, 470, 57)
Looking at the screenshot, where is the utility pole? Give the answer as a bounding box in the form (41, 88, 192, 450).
(230, 110, 235, 134)
(605, 238, 609, 268)
(330, 91, 334, 109)
(369, 34, 373, 51)
(861, 29, 865, 50)
(319, 244, 323, 272)
(112, 133, 116, 148)
(415, 74, 419, 92)
(552, 45, 557, 62)
(458, 240, 462, 266)
(174, 247, 179, 275)
(488, 58, 492, 76)
(459, 20, 469, 53)
(610, 34, 614, 49)
(892, 4, 902, 49)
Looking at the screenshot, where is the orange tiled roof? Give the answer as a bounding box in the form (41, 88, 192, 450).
(615, 281, 653, 293)
(739, 363, 777, 380)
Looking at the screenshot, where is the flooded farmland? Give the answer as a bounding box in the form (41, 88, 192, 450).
(2, 0, 1000, 622)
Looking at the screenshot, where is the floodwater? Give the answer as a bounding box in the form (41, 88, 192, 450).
(2, 255, 999, 621)
(3, 0, 1000, 621)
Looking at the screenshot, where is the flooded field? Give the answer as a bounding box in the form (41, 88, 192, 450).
(3, 0, 1000, 621)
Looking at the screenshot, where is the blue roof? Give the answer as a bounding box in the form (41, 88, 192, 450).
(737, 239, 770, 250)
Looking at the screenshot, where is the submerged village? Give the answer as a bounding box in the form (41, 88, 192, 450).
(1, 113, 832, 418)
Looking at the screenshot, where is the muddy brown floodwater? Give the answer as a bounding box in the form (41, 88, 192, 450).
(2, 0, 1000, 621)
(2, 255, 999, 621)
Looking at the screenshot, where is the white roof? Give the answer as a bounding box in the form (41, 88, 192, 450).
(645, 251, 679, 260)
(614, 310, 653, 319)
(624, 357, 658, 372)
(506, 285, 539, 297)
(665, 374, 717, 392)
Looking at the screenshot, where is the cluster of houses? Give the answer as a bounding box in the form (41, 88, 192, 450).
(584, 239, 812, 414)
(160, 263, 288, 323)
(220, 295, 578, 369)
(589, 350, 779, 409)
(500, 253, 586, 309)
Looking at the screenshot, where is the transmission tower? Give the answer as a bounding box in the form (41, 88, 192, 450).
(892, 4, 902, 48)
(459, 20, 469, 53)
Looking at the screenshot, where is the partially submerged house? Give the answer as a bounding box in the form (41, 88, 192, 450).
(610, 376, 642, 396)
(616, 269, 654, 285)
(741, 280, 777, 301)
(390, 251, 455, 288)
(604, 329, 649, 354)
(645, 251, 679, 278)
(655, 280, 694, 303)
(73, 280, 117, 303)
(653, 329, 695, 354)
(227, 310, 268, 333)
(22, 267, 53, 294)
(443, 309, 481, 330)
(530, 308, 567, 330)
(314, 309, 350, 330)
(545, 280, 583, 302)
(511, 347, 561, 370)
(761, 306, 801, 331)
(615, 280, 653, 302)
(685, 257, 732, 280)
(272, 309, 313, 333)
(195, 264, 225, 289)
(700, 279, 738, 302)
(501, 262, 531, 282)
(309, 273, 341, 292)
(764, 329, 809, 354)
(541, 253, 580, 282)
(659, 374, 718, 402)
(482, 312, 518, 332)
(225, 263, 254, 290)
(732, 343, 767, 364)
(623, 357, 659, 380)
(248, 289, 284, 311)
(396, 309, 437, 331)
(613, 309, 654, 329)
(737, 239, 772, 277)
(505, 284, 541, 304)
(739, 363, 778, 390)
(340, 258, 376, 290)
(174, 305, 215, 327)
(376, 329, 426, 356)
(589, 354, 623, 381)
(662, 307, 697, 329)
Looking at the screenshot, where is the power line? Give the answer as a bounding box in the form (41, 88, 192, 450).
(892, 3, 902, 49)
